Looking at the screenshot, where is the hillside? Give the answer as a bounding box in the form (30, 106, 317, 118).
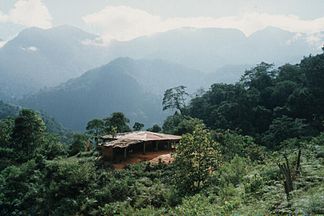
(203, 64, 251, 85)
(1, 41, 324, 216)
(105, 57, 205, 94)
(0, 101, 67, 136)
(19, 58, 175, 130)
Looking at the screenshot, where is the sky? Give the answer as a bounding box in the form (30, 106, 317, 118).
(1, 0, 324, 44)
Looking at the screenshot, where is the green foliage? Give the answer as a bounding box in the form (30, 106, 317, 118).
(218, 156, 249, 187)
(163, 114, 203, 135)
(104, 112, 131, 133)
(0, 118, 14, 148)
(172, 194, 220, 215)
(162, 85, 189, 114)
(147, 124, 162, 132)
(86, 118, 105, 145)
(175, 124, 222, 194)
(133, 122, 144, 131)
(214, 130, 264, 161)
(1, 51, 324, 215)
(37, 134, 67, 160)
(68, 134, 89, 156)
(262, 116, 308, 148)
(188, 51, 324, 148)
(11, 109, 46, 162)
(0, 160, 44, 215)
(0, 101, 20, 119)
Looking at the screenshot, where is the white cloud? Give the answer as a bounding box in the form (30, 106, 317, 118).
(0, 40, 6, 48)
(22, 46, 39, 52)
(83, 6, 324, 44)
(83, 6, 161, 42)
(0, 0, 52, 28)
(0, 10, 8, 22)
(306, 32, 324, 48)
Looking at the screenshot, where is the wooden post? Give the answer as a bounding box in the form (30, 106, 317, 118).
(295, 149, 302, 175)
(155, 141, 159, 151)
(143, 142, 146, 154)
(124, 148, 127, 159)
(278, 154, 294, 201)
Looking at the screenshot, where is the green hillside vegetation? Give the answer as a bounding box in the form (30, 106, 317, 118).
(0, 101, 71, 142)
(1, 50, 324, 215)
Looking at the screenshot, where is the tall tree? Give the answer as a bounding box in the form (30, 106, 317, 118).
(11, 109, 46, 161)
(86, 119, 105, 145)
(104, 112, 131, 133)
(162, 86, 189, 114)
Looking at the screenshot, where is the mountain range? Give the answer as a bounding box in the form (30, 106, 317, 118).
(1, 25, 323, 130)
(1, 25, 322, 100)
(0, 26, 110, 100)
(107, 26, 321, 71)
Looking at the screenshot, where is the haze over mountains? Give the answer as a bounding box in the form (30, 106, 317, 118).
(1, 25, 322, 99)
(108, 26, 320, 72)
(0, 26, 109, 100)
(20, 59, 171, 130)
(0, 25, 323, 130)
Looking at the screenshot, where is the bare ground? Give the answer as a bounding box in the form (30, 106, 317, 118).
(113, 150, 174, 169)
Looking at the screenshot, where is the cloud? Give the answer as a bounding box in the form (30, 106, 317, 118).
(83, 6, 324, 44)
(83, 6, 161, 42)
(0, 0, 52, 28)
(22, 46, 39, 52)
(0, 40, 6, 48)
(0, 10, 8, 22)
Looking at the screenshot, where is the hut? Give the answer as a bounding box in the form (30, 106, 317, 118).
(99, 131, 181, 162)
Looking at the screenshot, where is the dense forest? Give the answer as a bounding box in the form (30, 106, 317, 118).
(1, 50, 324, 215)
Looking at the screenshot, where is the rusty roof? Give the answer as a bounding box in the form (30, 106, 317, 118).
(101, 131, 181, 148)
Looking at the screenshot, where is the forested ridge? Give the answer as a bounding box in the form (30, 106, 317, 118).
(1, 50, 324, 215)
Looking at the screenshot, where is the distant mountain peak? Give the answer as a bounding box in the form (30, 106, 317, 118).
(47, 25, 98, 37)
(250, 26, 295, 37)
(11, 25, 96, 42)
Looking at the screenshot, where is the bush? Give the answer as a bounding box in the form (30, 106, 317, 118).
(216, 156, 249, 187)
(172, 194, 220, 215)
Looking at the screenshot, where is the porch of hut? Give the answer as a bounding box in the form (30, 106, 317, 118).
(100, 131, 181, 166)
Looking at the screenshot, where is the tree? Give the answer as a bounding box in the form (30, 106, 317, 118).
(11, 109, 46, 162)
(37, 134, 66, 160)
(86, 119, 105, 145)
(162, 114, 203, 135)
(69, 134, 88, 156)
(133, 122, 144, 131)
(147, 124, 162, 133)
(0, 118, 15, 170)
(302, 51, 324, 110)
(104, 112, 131, 133)
(215, 130, 256, 161)
(262, 116, 308, 149)
(175, 124, 221, 194)
(162, 86, 189, 114)
(0, 118, 14, 148)
(240, 62, 276, 91)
